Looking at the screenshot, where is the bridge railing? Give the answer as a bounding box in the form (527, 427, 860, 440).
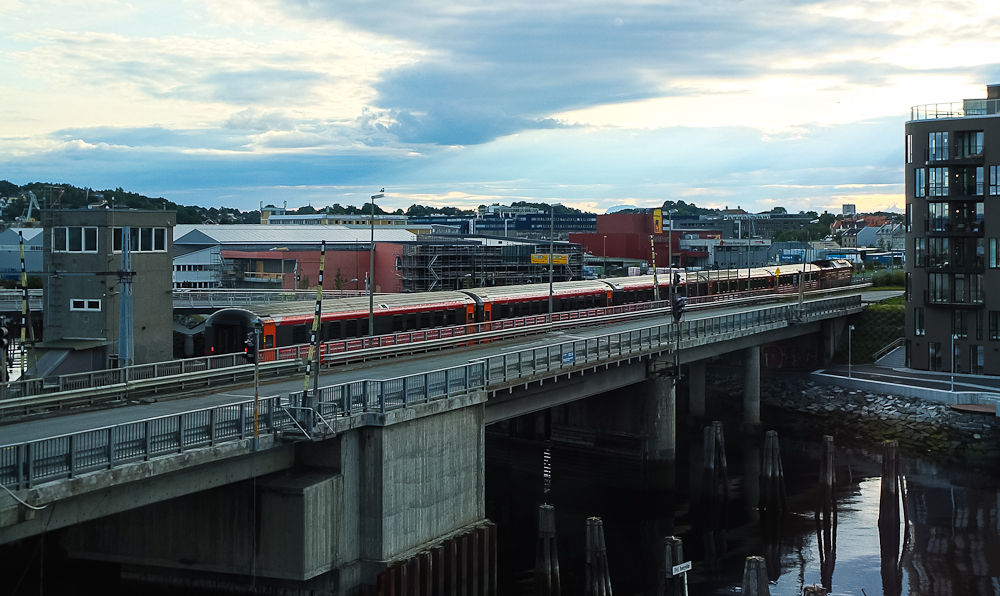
(0, 295, 860, 491)
(0, 362, 489, 491)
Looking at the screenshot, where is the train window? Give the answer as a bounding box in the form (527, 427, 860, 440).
(292, 325, 308, 344)
(433, 311, 444, 327)
(345, 319, 358, 338)
(421, 312, 431, 328)
(392, 315, 403, 332)
(264, 335, 274, 349)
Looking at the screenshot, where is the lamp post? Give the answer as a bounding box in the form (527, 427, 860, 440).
(951, 334, 959, 391)
(252, 317, 262, 451)
(848, 324, 855, 378)
(666, 209, 678, 299)
(369, 191, 384, 337)
(603, 235, 607, 278)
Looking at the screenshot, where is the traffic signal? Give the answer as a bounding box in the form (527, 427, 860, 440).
(671, 293, 686, 322)
(673, 272, 681, 286)
(243, 334, 257, 363)
(0, 327, 7, 350)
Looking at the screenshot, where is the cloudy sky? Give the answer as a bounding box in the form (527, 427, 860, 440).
(2, 0, 998, 215)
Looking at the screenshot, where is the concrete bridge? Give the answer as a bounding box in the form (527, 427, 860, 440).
(0, 294, 861, 593)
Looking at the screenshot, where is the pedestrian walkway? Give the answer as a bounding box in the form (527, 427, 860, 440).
(813, 363, 1000, 411)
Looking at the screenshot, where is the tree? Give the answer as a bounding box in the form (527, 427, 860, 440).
(333, 268, 347, 290)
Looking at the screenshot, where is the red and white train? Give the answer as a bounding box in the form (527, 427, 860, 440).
(204, 260, 853, 355)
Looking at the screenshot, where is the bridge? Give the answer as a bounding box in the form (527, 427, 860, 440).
(0, 292, 862, 593)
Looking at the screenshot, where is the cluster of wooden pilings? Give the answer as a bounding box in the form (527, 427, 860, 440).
(373, 522, 497, 596)
(878, 440, 908, 596)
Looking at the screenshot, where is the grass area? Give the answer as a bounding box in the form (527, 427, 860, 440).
(833, 301, 904, 364)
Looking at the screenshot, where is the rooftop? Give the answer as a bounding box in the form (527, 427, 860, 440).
(910, 84, 1000, 121)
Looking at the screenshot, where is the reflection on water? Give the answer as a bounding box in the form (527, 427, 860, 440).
(486, 418, 1000, 596)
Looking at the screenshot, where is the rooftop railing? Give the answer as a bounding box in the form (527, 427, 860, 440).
(911, 99, 1000, 121)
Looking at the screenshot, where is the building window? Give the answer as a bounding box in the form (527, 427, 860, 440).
(914, 307, 925, 336)
(927, 237, 949, 267)
(905, 204, 912, 232)
(906, 134, 913, 164)
(928, 202, 948, 231)
(113, 227, 167, 252)
(905, 340, 911, 368)
(956, 131, 984, 157)
(928, 342, 942, 371)
(928, 167, 949, 196)
(971, 274, 984, 303)
(954, 310, 968, 338)
(52, 227, 98, 253)
(977, 310, 984, 340)
(70, 298, 101, 311)
(971, 345, 984, 375)
(990, 312, 1000, 340)
(991, 166, 1000, 196)
(915, 169, 926, 198)
(991, 239, 1000, 268)
(914, 238, 926, 267)
(928, 132, 948, 161)
(906, 272, 912, 301)
(928, 273, 949, 302)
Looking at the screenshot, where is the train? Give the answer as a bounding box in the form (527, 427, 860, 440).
(203, 260, 853, 355)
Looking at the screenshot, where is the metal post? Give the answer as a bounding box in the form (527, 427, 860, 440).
(603, 235, 607, 278)
(370, 191, 384, 337)
(848, 324, 855, 378)
(951, 334, 958, 391)
(253, 319, 261, 450)
(549, 206, 554, 322)
(651, 234, 659, 301)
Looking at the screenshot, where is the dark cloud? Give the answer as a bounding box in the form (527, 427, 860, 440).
(385, 104, 564, 145)
(50, 126, 249, 151)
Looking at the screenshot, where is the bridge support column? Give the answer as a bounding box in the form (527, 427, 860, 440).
(645, 375, 675, 462)
(742, 346, 761, 434)
(183, 334, 194, 358)
(688, 360, 706, 418)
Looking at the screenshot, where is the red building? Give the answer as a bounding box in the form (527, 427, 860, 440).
(222, 244, 405, 293)
(570, 213, 722, 268)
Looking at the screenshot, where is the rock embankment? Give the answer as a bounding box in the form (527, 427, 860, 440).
(709, 375, 1000, 460)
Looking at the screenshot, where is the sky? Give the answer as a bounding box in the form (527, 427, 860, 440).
(2, 0, 999, 216)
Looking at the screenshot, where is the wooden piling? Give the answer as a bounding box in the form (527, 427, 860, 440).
(585, 517, 613, 596)
(879, 440, 904, 596)
(535, 504, 561, 596)
(702, 421, 730, 503)
(816, 435, 836, 592)
(741, 556, 769, 596)
(661, 535, 685, 596)
(759, 430, 787, 514)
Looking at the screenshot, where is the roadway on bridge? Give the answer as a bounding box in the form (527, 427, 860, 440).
(1, 292, 858, 445)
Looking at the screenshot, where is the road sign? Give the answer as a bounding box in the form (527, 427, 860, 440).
(531, 254, 568, 265)
(671, 561, 692, 576)
(561, 352, 575, 364)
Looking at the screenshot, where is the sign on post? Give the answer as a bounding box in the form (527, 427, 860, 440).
(671, 561, 692, 576)
(561, 351, 575, 364)
(531, 254, 569, 265)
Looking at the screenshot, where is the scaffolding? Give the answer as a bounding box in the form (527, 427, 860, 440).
(398, 242, 583, 292)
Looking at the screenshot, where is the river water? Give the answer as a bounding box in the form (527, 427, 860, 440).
(486, 410, 1000, 595)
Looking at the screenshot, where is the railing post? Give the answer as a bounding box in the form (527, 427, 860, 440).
(108, 427, 116, 469)
(239, 402, 247, 439)
(144, 420, 151, 460)
(378, 381, 385, 413)
(444, 368, 450, 397)
(25, 443, 33, 489)
(403, 376, 410, 407)
(424, 373, 430, 402)
(177, 415, 185, 453)
(209, 407, 216, 446)
(68, 434, 76, 478)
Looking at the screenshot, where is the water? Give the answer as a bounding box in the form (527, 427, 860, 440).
(486, 416, 1000, 595)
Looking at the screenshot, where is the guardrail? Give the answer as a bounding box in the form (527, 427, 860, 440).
(0, 362, 488, 491)
(0, 295, 861, 491)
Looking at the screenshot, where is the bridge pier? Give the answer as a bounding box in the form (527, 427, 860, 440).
(742, 346, 762, 434)
(58, 396, 488, 593)
(644, 374, 676, 464)
(688, 359, 706, 418)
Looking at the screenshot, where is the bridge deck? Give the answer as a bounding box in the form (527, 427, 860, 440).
(1, 293, 861, 446)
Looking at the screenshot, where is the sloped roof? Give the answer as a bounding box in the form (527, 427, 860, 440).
(174, 224, 416, 245)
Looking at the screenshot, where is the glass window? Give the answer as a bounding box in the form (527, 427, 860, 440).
(928, 237, 948, 267)
(977, 310, 984, 340)
(906, 272, 912, 301)
(928, 202, 948, 231)
(929, 132, 949, 161)
(971, 274, 984, 303)
(154, 228, 166, 251)
(69, 298, 101, 311)
(991, 166, 1000, 196)
(52, 227, 98, 253)
(906, 134, 913, 164)
(991, 239, 1000, 268)
(991, 312, 1000, 340)
(929, 342, 942, 371)
(977, 166, 984, 195)
(914, 307, 925, 336)
(957, 131, 984, 157)
(914, 238, 926, 267)
(929, 167, 949, 196)
(113, 227, 167, 252)
(971, 345, 984, 375)
(928, 273, 949, 302)
(915, 168, 926, 198)
(905, 203, 912, 232)
(954, 310, 968, 338)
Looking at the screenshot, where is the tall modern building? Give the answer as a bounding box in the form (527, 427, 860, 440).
(905, 84, 999, 374)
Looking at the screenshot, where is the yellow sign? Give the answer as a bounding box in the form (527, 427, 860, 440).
(531, 254, 569, 264)
(653, 209, 663, 234)
(775, 268, 780, 276)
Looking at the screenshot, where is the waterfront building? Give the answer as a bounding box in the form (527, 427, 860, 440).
(905, 84, 997, 374)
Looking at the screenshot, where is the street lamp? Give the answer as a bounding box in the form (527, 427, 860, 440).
(848, 324, 855, 378)
(603, 235, 607, 278)
(666, 209, 678, 298)
(369, 190, 384, 337)
(951, 334, 959, 391)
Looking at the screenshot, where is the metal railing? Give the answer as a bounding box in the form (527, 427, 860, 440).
(0, 362, 489, 491)
(172, 289, 369, 307)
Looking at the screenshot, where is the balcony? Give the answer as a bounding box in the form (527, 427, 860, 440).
(924, 150, 984, 166)
(924, 289, 985, 309)
(911, 99, 1000, 120)
(924, 219, 985, 236)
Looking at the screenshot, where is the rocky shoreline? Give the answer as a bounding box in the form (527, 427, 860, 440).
(708, 374, 1000, 461)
